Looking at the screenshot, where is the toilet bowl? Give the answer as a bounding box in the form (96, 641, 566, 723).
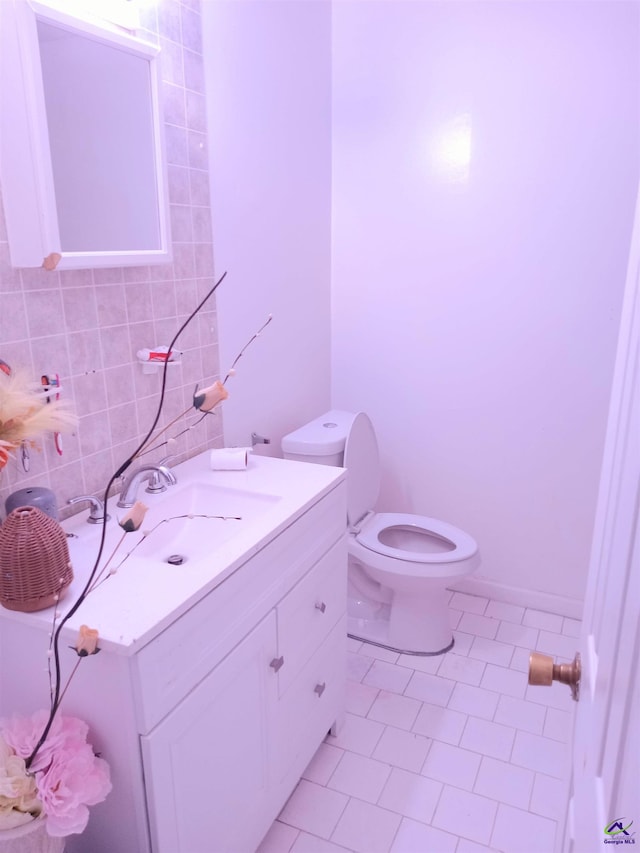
(282, 410, 480, 654)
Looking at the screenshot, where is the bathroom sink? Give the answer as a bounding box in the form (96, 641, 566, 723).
(114, 483, 280, 567)
(15, 452, 346, 652)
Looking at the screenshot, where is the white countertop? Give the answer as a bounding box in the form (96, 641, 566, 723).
(0, 453, 346, 654)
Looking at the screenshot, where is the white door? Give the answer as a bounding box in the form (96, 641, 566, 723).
(565, 185, 640, 851)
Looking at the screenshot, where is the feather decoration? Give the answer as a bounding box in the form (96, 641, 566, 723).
(0, 370, 77, 468)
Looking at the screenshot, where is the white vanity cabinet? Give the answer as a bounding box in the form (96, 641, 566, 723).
(141, 538, 347, 853)
(0, 457, 347, 853)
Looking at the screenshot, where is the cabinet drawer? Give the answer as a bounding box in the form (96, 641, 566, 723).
(272, 616, 346, 786)
(277, 538, 346, 695)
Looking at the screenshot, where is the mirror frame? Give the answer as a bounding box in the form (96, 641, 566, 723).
(0, 0, 172, 270)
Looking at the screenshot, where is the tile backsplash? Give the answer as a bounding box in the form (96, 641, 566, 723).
(0, 0, 223, 519)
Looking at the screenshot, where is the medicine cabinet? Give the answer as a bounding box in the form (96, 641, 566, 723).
(0, 0, 172, 270)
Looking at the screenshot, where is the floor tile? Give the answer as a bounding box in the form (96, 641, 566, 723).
(495, 620, 538, 650)
(330, 799, 402, 853)
(438, 653, 486, 686)
(268, 596, 576, 853)
(412, 702, 468, 746)
(456, 839, 501, 853)
(510, 730, 570, 779)
(493, 694, 545, 736)
(468, 636, 514, 667)
(291, 832, 353, 852)
(448, 682, 500, 721)
(363, 660, 413, 694)
(347, 652, 374, 682)
(562, 617, 581, 638)
(404, 670, 456, 707)
(450, 592, 489, 614)
(460, 717, 516, 762)
(530, 772, 570, 821)
(432, 785, 498, 845)
(367, 690, 422, 730)
(327, 712, 385, 757)
(490, 803, 557, 853)
(327, 751, 392, 803)
(256, 820, 299, 853)
(372, 725, 432, 773)
(360, 643, 400, 664)
(524, 680, 575, 712)
(458, 612, 500, 640)
(396, 652, 442, 674)
(473, 756, 534, 810)
(390, 817, 458, 853)
(542, 707, 573, 743)
(303, 743, 345, 786)
(479, 663, 527, 699)
(346, 680, 379, 716)
(421, 740, 481, 791)
(509, 647, 531, 674)
(279, 780, 348, 839)
(378, 766, 443, 824)
(485, 600, 525, 624)
(451, 631, 475, 656)
(536, 630, 579, 661)
(522, 609, 563, 633)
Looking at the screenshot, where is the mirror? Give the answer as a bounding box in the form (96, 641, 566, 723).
(0, 0, 171, 269)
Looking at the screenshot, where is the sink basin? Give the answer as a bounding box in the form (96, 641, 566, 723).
(140, 482, 281, 521)
(111, 482, 281, 567)
(115, 515, 243, 567)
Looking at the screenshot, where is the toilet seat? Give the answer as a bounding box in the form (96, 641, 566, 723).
(344, 413, 479, 580)
(351, 511, 480, 579)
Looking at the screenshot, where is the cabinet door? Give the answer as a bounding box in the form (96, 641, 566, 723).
(141, 612, 279, 853)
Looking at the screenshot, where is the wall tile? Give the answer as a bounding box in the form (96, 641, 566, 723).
(0, 3, 220, 522)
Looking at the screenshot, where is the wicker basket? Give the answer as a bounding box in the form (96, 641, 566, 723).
(0, 506, 73, 612)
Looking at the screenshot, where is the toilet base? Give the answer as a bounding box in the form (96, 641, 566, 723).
(347, 610, 454, 657)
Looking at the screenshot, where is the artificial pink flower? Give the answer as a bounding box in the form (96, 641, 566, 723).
(0, 712, 111, 837)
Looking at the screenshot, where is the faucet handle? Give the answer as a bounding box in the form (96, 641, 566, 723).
(67, 495, 110, 524)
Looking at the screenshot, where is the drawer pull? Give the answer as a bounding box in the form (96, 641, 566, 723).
(314, 681, 326, 697)
(315, 601, 327, 613)
(269, 656, 284, 672)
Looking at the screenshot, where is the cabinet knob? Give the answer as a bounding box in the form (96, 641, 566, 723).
(314, 682, 326, 697)
(315, 601, 326, 613)
(269, 656, 284, 672)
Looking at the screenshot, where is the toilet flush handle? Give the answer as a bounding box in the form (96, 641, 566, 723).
(528, 651, 581, 701)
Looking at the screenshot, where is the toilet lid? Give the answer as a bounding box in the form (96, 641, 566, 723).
(344, 412, 380, 527)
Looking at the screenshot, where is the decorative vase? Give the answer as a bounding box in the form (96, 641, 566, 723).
(0, 816, 65, 853)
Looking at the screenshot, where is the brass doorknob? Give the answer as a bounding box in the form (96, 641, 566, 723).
(529, 651, 581, 701)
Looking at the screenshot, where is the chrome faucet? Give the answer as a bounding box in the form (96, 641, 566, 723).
(67, 495, 110, 524)
(117, 464, 177, 508)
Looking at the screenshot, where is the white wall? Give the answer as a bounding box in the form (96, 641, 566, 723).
(202, 0, 332, 453)
(331, 1, 640, 611)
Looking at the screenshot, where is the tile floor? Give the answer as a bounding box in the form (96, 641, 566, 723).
(258, 591, 579, 853)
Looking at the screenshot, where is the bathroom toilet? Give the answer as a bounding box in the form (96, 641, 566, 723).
(282, 411, 480, 655)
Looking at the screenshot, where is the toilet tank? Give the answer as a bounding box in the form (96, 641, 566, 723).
(281, 410, 356, 467)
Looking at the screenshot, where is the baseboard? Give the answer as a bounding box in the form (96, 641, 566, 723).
(449, 575, 584, 621)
